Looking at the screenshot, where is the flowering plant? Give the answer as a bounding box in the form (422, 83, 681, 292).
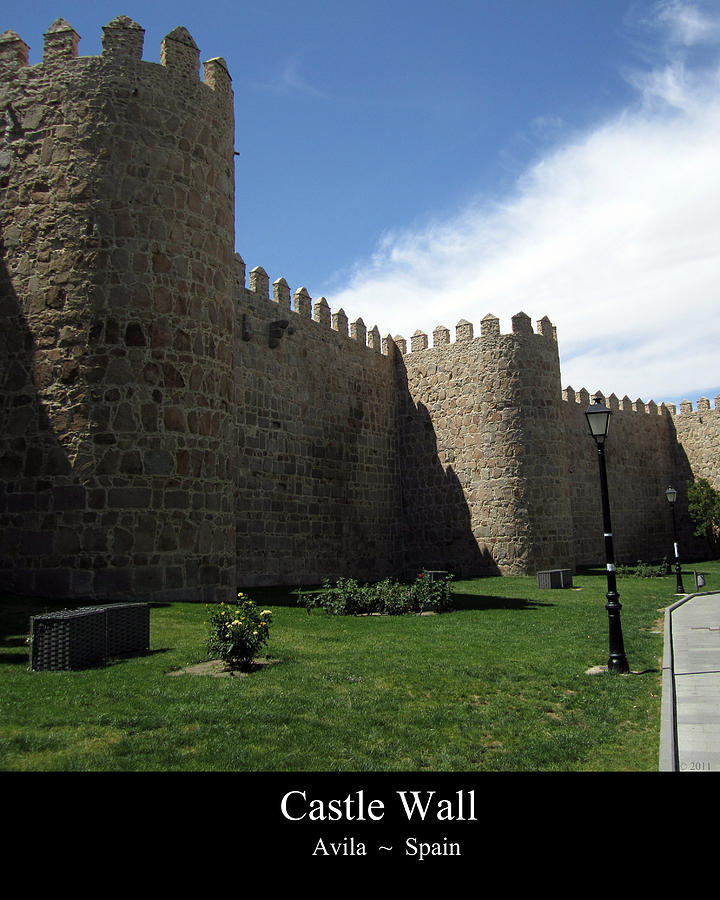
(206, 593, 273, 670)
(300, 572, 454, 615)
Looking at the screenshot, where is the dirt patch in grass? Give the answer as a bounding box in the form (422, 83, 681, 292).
(169, 658, 280, 678)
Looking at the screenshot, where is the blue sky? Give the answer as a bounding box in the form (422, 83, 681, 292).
(6, 1, 720, 407)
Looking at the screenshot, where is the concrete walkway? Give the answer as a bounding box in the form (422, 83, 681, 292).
(660, 590, 720, 771)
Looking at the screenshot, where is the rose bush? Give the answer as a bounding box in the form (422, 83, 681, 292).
(206, 593, 273, 670)
(299, 573, 454, 615)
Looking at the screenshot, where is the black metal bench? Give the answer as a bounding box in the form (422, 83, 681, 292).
(29, 602, 150, 671)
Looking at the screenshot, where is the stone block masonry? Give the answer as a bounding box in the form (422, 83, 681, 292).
(1, 17, 237, 601)
(399, 314, 573, 576)
(1, 15, 718, 602)
(561, 390, 692, 566)
(234, 260, 399, 586)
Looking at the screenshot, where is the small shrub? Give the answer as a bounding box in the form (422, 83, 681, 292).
(300, 572, 454, 615)
(412, 571, 454, 612)
(206, 593, 272, 670)
(617, 558, 669, 578)
(378, 579, 413, 615)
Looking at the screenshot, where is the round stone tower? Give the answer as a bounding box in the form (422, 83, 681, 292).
(398, 312, 574, 576)
(0, 17, 237, 601)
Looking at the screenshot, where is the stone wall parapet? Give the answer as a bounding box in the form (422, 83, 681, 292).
(234, 260, 562, 364)
(674, 395, 720, 415)
(563, 387, 682, 416)
(235, 253, 560, 364)
(235, 255, 392, 355)
(0, 16, 232, 101)
(398, 313, 557, 354)
(562, 390, 720, 418)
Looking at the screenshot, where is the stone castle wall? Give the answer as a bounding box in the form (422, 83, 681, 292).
(232, 257, 400, 586)
(230, 282, 577, 583)
(1, 16, 718, 602)
(561, 391, 689, 567)
(1, 17, 237, 601)
(672, 398, 720, 492)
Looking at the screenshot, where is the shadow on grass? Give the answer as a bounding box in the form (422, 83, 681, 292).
(0, 596, 171, 653)
(450, 593, 555, 611)
(248, 586, 326, 608)
(575, 567, 609, 578)
(1, 645, 171, 670)
(0, 597, 68, 649)
(0, 596, 71, 638)
(247, 583, 563, 610)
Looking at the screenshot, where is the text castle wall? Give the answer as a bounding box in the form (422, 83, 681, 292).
(0, 17, 237, 600)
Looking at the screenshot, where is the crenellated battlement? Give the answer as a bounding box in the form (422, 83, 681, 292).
(235, 250, 559, 364)
(563, 388, 720, 417)
(392, 311, 557, 355)
(562, 388, 669, 415)
(668, 395, 720, 416)
(0, 17, 232, 100)
(235, 254, 390, 356)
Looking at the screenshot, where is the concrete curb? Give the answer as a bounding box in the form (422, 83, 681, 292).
(659, 590, 720, 771)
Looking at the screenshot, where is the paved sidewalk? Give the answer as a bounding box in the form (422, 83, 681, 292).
(660, 590, 720, 771)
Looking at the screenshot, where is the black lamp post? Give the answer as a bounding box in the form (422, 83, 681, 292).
(665, 486, 686, 594)
(585, 395, 630, 673)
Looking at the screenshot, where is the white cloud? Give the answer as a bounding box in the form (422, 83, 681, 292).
(654, 0, 720, 47)
(254, 56, 328, 98)
(328, 2, 720, 405)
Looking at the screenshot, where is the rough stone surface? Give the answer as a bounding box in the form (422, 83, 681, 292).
(1, 16, 236, 601)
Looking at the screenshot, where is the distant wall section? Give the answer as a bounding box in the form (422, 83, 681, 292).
(561, 391, 702, 566)
(673, 397, 720, 491)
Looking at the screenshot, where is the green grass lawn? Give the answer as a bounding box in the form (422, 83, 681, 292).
(2, 562, 717, 772)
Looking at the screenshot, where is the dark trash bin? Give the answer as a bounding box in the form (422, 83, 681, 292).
(536, 569, 573, 589)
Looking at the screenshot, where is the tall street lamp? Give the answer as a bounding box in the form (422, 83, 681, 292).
(585, 395, 630, 674)
(665, 486, 686, 594)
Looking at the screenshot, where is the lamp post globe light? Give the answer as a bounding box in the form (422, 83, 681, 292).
(585, 394, 630, 674)
(665, 486, 686, 594)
